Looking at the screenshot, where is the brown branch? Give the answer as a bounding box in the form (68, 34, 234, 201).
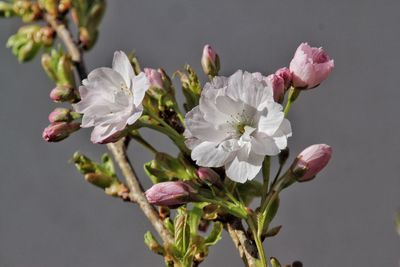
(107, 141, 174, 244)
(226, 218, 259, 267)
(45, 13, 173, 245)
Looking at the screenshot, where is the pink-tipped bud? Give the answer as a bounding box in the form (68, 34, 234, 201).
(144, 68, 164, 89)
(42, 122, 80, 142)
(49, 85, 79, 103)
(48, 107, 76, 122)
(197, 167, 222, 188)
(275, 67, 292, 90)
(145, 181, 196, 207)
(266, 74, 285, 103)
(291, 144, 332, 182)
(201, 44, 220, 77)
(289, 43, 334, 89)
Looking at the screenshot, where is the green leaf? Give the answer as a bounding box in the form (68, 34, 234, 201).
(174, 209, 190, 256)
(204, 222, 223, 247)
(187, 203, 209, 236)
(144, 231, 164, 255)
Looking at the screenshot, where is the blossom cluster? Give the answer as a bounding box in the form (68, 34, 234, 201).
(67, 43, 333, 184)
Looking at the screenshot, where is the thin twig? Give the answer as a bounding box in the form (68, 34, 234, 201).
(107, 140, 173, 244)
(44, 14, 87, 80)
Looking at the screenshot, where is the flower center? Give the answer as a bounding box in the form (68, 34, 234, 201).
(236, 122, 247, 135)
(118, 82, 132, 96)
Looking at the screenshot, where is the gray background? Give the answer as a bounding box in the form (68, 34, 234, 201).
(1, 0, 399, 266)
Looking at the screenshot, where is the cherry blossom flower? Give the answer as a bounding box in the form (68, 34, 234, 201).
(73, 51, 150, 143)
(184, 70, 292, 183)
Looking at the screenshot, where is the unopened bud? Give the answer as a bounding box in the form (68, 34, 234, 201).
(145, 181, 197, 207)
(197, 167, 222, 188)
(201, 44, 220, 77)
(275, 67, 292, 91)
(35, 26, 55, 46)
(42, 122, 80, 142)
(145, 68, 164, 89)
(84, 173, 115, 189)
(49, 85, 79, 103)
(48, 107, 81, 122)
(266, 74, 285, 103)
(291, 144, 332, 182)
(270, 257, 282, 267)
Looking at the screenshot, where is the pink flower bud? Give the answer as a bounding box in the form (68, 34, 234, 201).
(289, 43, 334, 89)
(48, 108, 72, 122)
(145, 181, 196, 206)
(42, 122, 80, 142)
(49, 85, 79, 103)
(197, 167, 222, 188)
(266, 74, 285, 103)
(201, 44, 220, 77)
(275, 67, 292, 90)
(291, 144, 332, 182)
(144, 68, 164, 89)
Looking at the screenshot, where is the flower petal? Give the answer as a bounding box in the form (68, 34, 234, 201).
(225, 146, 264, 182)
(251, 132, 281, 155)
(112, 51, 134, 87)
(131, 72, 150, 107)
(191, 141, 234, 167)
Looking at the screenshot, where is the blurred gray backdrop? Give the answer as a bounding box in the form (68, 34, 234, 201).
(1, 0, 399, 266)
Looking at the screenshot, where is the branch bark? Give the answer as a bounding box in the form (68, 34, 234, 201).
(106, 141, 174, 244)
(45, 13, 173, 245)
(226, 218, 260, 267)
(44, 14, 87, 80)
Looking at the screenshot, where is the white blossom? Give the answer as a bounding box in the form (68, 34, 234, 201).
(73, 51, 150, 143)
(184, 70, 292, 183)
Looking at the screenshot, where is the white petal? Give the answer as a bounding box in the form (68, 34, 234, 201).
(226, 70, 274, 109)
(251, 132, 281, 155)
(86, 67, 125, 94)
(225, 146, 264, 182)
(199, 86, 231, 126)
(112, 51, 134, 87)
(186, 106, 228, 142)
(257, 103, 284, 136)
(131, 72, 150, 107)
(191, 141, 234, 167)
(126, 107, 143, 125)
(90, 121, 125, 144)
(273, 118, 292, 137)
